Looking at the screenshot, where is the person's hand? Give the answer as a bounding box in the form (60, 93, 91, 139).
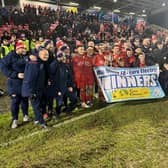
(29, 55, 37, 61)
(68, 87, 73, 92)
(18, 73, 24, 79)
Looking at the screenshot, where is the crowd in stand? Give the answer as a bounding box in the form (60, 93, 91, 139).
(1, 5, 168, 129)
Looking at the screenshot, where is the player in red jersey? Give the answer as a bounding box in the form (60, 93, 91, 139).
(94, 42, 109, 67)
(93, 42, 109, 101)
(80, 46, 95, 107)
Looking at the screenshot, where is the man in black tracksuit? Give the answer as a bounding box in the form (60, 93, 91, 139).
(48, 51, 77, 117)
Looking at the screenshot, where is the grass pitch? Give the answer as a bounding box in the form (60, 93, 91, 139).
(0, 98, 168, 168)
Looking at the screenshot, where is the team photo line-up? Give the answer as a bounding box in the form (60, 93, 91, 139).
(0, 6, 168, 129)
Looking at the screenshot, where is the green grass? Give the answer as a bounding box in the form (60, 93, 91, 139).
(0, 73, 10, 113)
(0, 98, 168, 168)
(0, 72, 6, 90)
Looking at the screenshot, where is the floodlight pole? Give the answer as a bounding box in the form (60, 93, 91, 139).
(1, 0, 5, 7)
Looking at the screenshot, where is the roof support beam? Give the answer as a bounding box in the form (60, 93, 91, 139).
(150, 6, 168, 16)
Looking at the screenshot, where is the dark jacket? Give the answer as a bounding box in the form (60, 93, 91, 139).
(152, 46, 168, 70)
(48, 60, 74, 97)
(0, 51, 27, 95)
(22, 59, 48, 97)
(134, 56, 154, 67)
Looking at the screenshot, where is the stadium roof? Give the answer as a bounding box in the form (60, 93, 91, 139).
(30, 0, 168, 17)
(58, 0, 168, 16)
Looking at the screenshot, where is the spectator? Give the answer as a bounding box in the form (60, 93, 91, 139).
(0, 36, 11, 58)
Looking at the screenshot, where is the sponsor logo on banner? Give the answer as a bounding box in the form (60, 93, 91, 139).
(94, 66, 165, 103)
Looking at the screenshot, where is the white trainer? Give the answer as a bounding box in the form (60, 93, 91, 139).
(34, 121, 39, 125)
(11, 120, 18, 129)
(40, 124, 48, 129)
(81, 102, 90, 108)
(23, 115, 29, 122)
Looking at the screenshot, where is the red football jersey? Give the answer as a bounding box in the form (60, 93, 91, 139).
(93, 54, 105, 67)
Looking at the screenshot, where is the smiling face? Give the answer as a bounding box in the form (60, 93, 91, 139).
(77, 46, 85, 55)
(38, 49, 49, 61)
(126, 49, 133, 57)
(87, 47, 94, 56)
(98, 43, 105, 53)
(88, 41, 95, 48)
(113, 45, 120, 55)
